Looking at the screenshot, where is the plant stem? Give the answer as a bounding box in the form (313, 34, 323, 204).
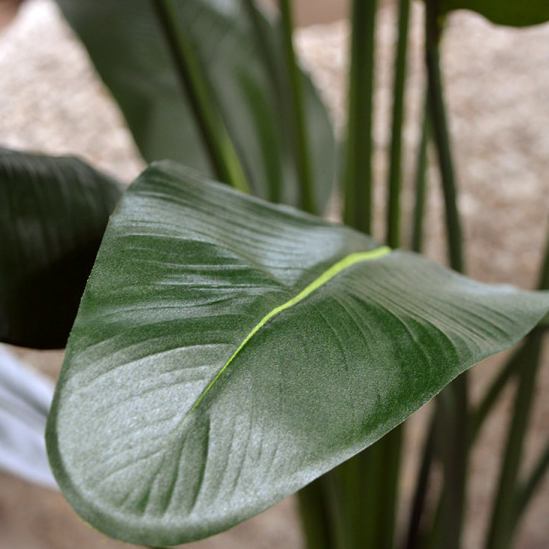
(278, 0, 315, 213)
(514, 435, 549, 523)
(376, 426, 403, 548)
(424, 4, 469, 546)
(411, 99, 430, 253)
(436, 380, 468, 549)
(468, 344, 523, 445)
(402, 414, 436, 549)
(343, 0, 378, 234)
(486, 231, 549, 549)
(151, 0, 249, 193)
(485, 330, 544, 549)
(386, 0, 411, 248)
(298, 480, 333, 549)
(424, 0, 464, 273)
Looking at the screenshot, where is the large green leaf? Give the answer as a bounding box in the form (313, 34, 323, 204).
(0, 148, 122, 349)
(54, 0, 336, 211)
(46, 162, 549, 546)
(440, 0, 549, 27)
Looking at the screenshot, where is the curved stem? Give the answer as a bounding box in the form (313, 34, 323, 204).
(514, 435, 549, 523)
(152, 0, 249, 193)
(485, 330, 544, 549)
(424, 4, 468, 546)
(425, 0, 464, 273)
(468, 344, 523, 445)
(486, 231, 549, 549)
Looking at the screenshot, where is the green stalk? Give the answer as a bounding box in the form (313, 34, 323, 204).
(425, 0, 464, 273)
(151, 0, 249, 193)
(424, 3, 469, 546)
(241, 0, 280, 96)
(278, 0, 315, 214)
(335, 448, 385, 549)
(435, 381, 468, 549)
(298, 480, 334, 549)
(402, 415, 436, 549)
(376, 427, 403, 548)
(386, 0, 411, 248)
(514, 435, 549, 523)
(485, 232, 549, 549)
(411, 99, 430, 253)
(468, 344, 523, 445)
(485, 330, 544, 549)
(343, 0, 378, 234)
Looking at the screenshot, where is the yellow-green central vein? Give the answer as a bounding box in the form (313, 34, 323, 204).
(188, 246, 392, 414)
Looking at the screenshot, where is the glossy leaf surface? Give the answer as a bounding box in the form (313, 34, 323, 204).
(440, 0, 549, 27)
(54, 0, 336, 211)
(47, 162, 549, 546)
(0, 148, 122, 348)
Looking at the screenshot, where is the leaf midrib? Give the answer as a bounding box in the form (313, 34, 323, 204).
(186, 246, 392, 417)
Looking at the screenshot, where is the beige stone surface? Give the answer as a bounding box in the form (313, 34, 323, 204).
(1, 0, 548, 547)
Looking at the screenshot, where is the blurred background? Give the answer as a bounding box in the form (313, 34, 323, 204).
(1, 0, 548, 547)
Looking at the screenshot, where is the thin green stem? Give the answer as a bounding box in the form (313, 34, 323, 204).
(411, 98, 430, 253)
(514, 434, 549, 523)
(151, 0, 249, 193)
(278, 0, 315, 214)
(241, 0, 280, 97)
(402, 414, 436, 549)
(468, 344, 523, 445)
(485, 231, 549, 548)
(424, 4, 468, 546)
(425, 0, 464, 273)
(437, 379, 468, 549)
(376, 426, 403, 548)
(343, 0, 378, 234)
(386, 0, 411, 248)
(485, 330, 544, 549)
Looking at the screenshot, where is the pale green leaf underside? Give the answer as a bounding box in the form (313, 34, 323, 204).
(47, 162, 549, 546)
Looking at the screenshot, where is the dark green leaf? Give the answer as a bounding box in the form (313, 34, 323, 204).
(440, 0, 549, 27)
(46, 162, 549, 546)
(54, 0, 336, 211)
(0, 148, 122, 349)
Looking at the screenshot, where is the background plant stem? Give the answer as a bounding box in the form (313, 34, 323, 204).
(386, 0, 411, 248)
(485, 331, 544, 549)
(402, 414, 436, 549)
(424, 2, 468, 546)
(486, 232, 549, 549)
(297, 480, 333, 549)
(411, 99, 430, 253)
(425, 1, 464, 274)
(343, 0, 378, 234)
(151, 0, 250, 193)
(279, 0, 315, 213)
